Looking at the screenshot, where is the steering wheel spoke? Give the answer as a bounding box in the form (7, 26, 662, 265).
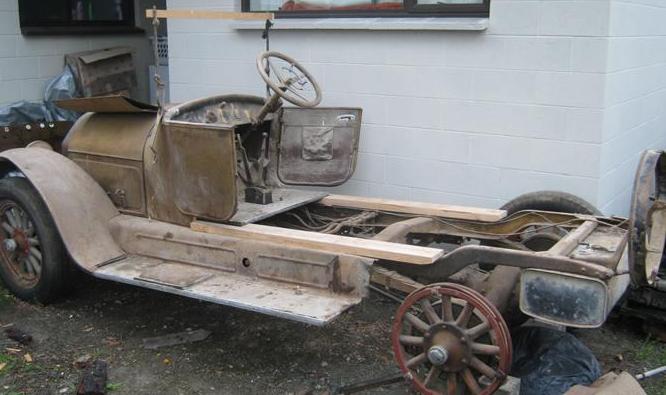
(257, 51, 322, 108)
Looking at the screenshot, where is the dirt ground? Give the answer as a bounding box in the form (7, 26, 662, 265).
(0, 276, 665, 395)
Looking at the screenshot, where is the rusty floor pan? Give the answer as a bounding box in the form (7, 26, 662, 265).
(94, 255, 361, 326)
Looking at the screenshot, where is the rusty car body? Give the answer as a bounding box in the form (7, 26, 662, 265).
(0, 50, 662, 395)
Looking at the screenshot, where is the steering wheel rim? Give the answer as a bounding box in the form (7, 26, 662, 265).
(256, 51, 322, 108)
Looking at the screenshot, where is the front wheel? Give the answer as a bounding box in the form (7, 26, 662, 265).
(0, 177, 69, 303)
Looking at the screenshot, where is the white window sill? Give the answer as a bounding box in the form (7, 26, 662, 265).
(231, 17, 488, 31)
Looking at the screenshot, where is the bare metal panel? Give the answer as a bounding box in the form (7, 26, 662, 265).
(95, 255, 363, 326)
(161, 121, 237, 222)
(255, 250, 336, 289)
(229, 188, 326, 225)
(136, 262, 214, 288)
(64, 112, 156, 161)
(68, 154, 146, 215)
(108, 215, 238, 273)
(278, 107, 362, 186)
(108, 215, 371, 297)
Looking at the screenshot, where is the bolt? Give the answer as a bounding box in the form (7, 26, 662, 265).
(460, 337, 467, 343)
(3, 238, 17, 252)
(427, 345, 449, 366)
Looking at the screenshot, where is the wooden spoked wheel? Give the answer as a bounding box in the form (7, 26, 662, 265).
(391, 283, 512, 395)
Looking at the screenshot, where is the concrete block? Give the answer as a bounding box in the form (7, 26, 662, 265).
(309, 31, 387, 65)
(0, 57, 39, 81)
(469, 134, 532, 169)
(385, 96, 442, 130)
(408, 128, 469, 163)
(529, 140, 601, 178)
(38, 55, 65, 79)
(0, 0, 18, 11)
(538, 1, 610, 37)
(487, 0, 539, 36)
(502, 37, 572, 72)
(0, 80, 21, 106)
(384, 158, 445, 190)
(358, 125, 412, 157)
(473, 70, 537, 104)
(571, 38, 609, 73)
(20, 78, 47, 102)
(0, 36, 16, 58)
(535, 72, 606, 108)
(366, 182, 412, 200)
(0, 11, 18, 35)
(437, 162, 501, 197)
(352, 153, 385, 183)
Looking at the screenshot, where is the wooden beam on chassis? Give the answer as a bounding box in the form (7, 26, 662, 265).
(191, 222, 444, 265)
(318, 194, 507, 222)
(145, 9, 274, 21)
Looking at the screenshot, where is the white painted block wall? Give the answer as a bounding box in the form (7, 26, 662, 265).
(166, 0, 666, 215)
(598, 0, 666, 214)
(0, 0, 152, 106)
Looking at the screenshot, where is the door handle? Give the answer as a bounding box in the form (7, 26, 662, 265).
(337, 114, 356, 123)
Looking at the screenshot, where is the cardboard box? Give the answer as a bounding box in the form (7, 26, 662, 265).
(65, 47, 137, 97)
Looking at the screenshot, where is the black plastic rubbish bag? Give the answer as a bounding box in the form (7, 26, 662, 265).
(511, 325, 602, 395)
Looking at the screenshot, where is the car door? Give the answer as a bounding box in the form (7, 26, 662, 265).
(277, 107, 362, 186)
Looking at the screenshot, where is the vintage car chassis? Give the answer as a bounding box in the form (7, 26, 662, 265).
(0, 45, 660, 393)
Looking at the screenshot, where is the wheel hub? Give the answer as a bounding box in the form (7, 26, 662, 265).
(391, 282, 513, 395)
(427, 345, 449, 366)
(2, 238, 17, 252)
(0, 201, 42, 287)
(12, 229, 30, 254)
(424, 322, 471, 372)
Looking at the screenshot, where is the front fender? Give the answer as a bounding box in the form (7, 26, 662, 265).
(0, 148, 125, 271)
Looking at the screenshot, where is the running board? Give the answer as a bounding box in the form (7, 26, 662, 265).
(94, 255, 362, 326)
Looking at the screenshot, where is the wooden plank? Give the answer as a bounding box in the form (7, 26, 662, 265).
(318, 194, 506, 222)
(191, 222, 443, 265)
(145, 9, 273, 21)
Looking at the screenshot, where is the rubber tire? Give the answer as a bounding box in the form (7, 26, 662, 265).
(501, 190, 601, 216)
(0, 177, 69, 303)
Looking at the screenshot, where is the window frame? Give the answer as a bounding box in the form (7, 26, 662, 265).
(18, 0, 142, 36)
(241, 0, 490, 18)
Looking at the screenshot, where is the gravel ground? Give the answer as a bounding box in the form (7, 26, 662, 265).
(0, 276, 664, 395)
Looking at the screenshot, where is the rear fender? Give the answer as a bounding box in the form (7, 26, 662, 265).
(0, 148, 125, 271)
(630, 149, 666, 287)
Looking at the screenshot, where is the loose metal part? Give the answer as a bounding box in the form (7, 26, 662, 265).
(635, 365, 666, 380)
(392, 283, 511, 395)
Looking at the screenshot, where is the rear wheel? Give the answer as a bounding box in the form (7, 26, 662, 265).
(0, 177, 69, 303)
(501, 190, 601, 217)
(500, 190, 601, 251)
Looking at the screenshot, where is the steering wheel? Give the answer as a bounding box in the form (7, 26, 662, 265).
(256, 51, 322, 108)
